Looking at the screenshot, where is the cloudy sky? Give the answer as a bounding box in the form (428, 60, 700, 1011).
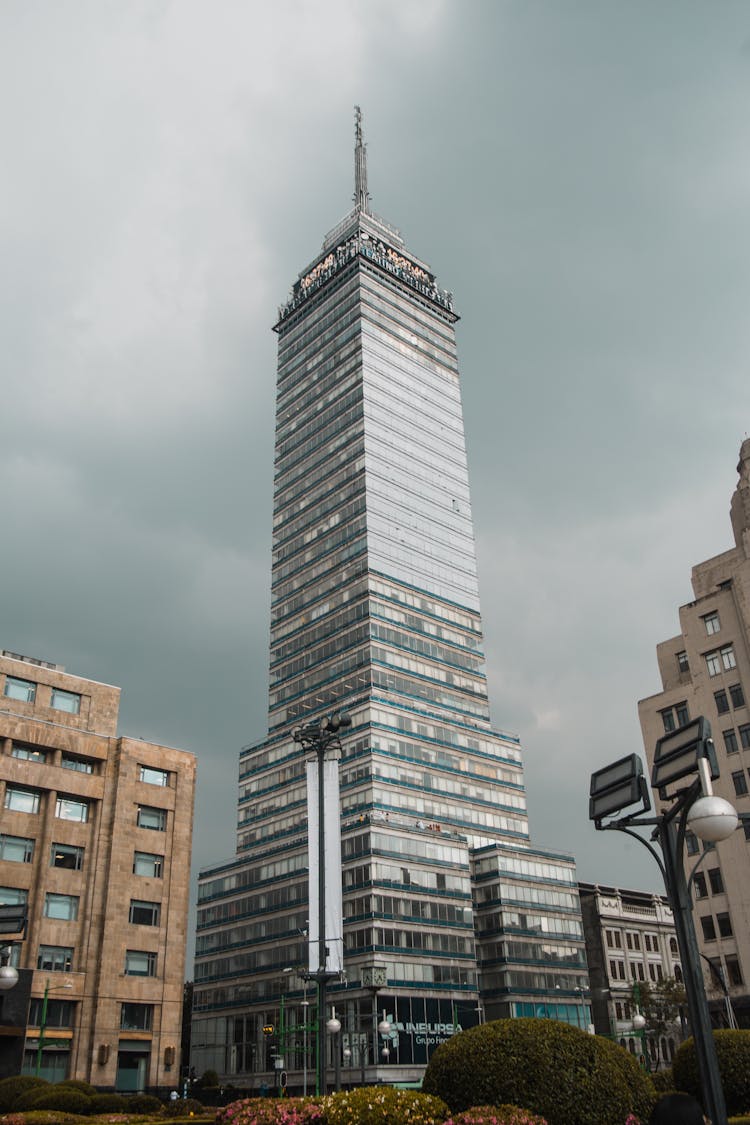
(3, 2, 750, 961)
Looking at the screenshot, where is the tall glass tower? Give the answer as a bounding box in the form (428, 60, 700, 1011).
(193, 111, 588, 1089)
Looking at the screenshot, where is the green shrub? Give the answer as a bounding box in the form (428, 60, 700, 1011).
(16, 1086, 91, 1114)
(128, 1091, 164, 1113)
(446, 1106, 549, 1125)
(197, 1067, 220, 1088)
(87, 1092, 129, 1113)
(165, 1095, 206, 1116)
(650, 1070, 674, 1094)
(323, 1086, 449, 1125)
(217, 1096, 324, 1125)
(57, 1079, 97, 1096)
(672, 1029, 750, 1117)
(0, 1075, 48, 1112)
(421, 1018, 655, 1125)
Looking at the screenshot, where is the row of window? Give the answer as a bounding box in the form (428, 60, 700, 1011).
(3, 787, 169, 831)
(700, 912, 733, 941)
(0, 835, 164, 878)
(7, 742, 171, 786)
(3, 676, 81, 713)
(605, 929, 674, 954)
(723, 725, 750, 754)
(609, 958, 666, 984)
(715, 684, 745, 713)
(0, 887, 161, 926)
(26, 998, 155, 1031)
(705, 645, 736, 677)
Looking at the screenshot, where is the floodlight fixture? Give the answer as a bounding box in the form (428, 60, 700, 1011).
(0, 905, 27, 936)
(651, 716, 717, 798)
(589, 753, 650, 825)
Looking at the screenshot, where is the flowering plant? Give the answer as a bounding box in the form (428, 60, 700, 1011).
(216, 1096, 324, 1125)
(322, 1086, 449, 1125)
(443, 1106, 548, 1125)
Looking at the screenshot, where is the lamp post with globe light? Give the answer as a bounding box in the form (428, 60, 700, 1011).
(588, 716, 737, 1125)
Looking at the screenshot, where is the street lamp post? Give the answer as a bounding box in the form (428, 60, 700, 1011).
(35, 978, 73, 1077)
(326, 1007, 342, 1092)
(293, 711, 352, 1096)
(588, 717, 738, 1125)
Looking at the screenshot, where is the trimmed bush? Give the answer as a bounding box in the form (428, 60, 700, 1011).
(16, 1086, 91, 1114)
(446, 1106, 549, 1125)
(323, 1086, 449, 1125)
(165, 1095, 206, 1116)
(87, 1092, 129, 1113)
(57, 1078, 97, 1096)
(672, 1029, 750, 1117)
(217, 1097, 324, 1125)
(128, 1092, 164, 1113)
(421, 1018, 655, 1125)
(650, 1070, 675, 1094)
(0, 1075, 48, 1112)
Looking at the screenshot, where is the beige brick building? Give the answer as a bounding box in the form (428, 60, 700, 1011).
(0, 650, 196, 1091)
(638, 439, 750, 1028)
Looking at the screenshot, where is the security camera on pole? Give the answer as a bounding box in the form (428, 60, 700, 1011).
(293, 711, 351, 1097)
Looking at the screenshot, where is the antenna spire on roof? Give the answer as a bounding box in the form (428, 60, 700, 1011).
(354, 105, 369, 213)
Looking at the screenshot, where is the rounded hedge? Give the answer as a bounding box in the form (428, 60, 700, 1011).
(128, 1092, 165, 1114)
(88, 1092, 129, 1114)
(16, 1086, 91, 1114)
(672, 1029, 750, 1117)
(0, 1076, 48, 1112)
(421, 1018, 655, 1125)
(446, 1105, 549, 1125)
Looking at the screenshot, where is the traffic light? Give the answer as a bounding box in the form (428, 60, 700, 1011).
(263, 1024, 274, 1036)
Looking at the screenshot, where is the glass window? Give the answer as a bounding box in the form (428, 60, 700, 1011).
(4, 787, 40, 814)
(685, 832, 700, 856)
(29, 998, 75, 1028)
(677, 651, 689, 674)
(721, 646, 736, 671)
(61, 755, 94, 774)
(55, 797, 88, 823)
(44, 893, 79, 921)
(745, 820, 750, 842)
(0, 835, 34, 863)
(729, 684, 745, 709)
(50, 843, 84, 871)
(661, 709, 675, 734)
(11, 743, 46, 763)
(740, 724, 750, 749)
(704, 612, 721, 635)
(693, 872, 707, 899)
(706, 652, 721, 677)
(136, 806, 166, 832)
(0, 887, 28, 906)
(120, 1002, 154, 1031)
(731, 771, 748, 797)
(129, 900, 160, 926)
(133, 852, 163, 878)
(700, 916, 716, 941)
(675, 702, 689, 726)
(139, 766, 169, 787)
(50, 688, 81, 715)
(724, 730, 739, 754)
(726, 956, 743, 986)
(715, 690, 730, 715)
(708, 868, 724, 895)
(4, 676, 36, 702)
(37, 945, 73, 972)
(717, 913, 733, 938)
(124, 949, 157, 976)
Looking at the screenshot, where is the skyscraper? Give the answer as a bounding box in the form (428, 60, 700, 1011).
(193, 111, 587, 1088)
(639, 439, 750, 1027)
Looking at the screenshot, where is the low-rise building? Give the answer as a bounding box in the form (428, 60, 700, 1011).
(579, 882, 684, 1068)
(0, 650, 196, 1091)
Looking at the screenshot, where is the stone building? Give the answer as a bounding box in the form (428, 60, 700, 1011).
(638, 439, 750, 1027)
(579, 882, 683, 1068)
(0, 649, 196, 1090)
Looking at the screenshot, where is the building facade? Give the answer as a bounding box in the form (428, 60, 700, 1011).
(192, 111, 587, 1090)
(638, 439, 750, 1028)
(0, 650, 196, 1089)
(579, 883, 684, 1069)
